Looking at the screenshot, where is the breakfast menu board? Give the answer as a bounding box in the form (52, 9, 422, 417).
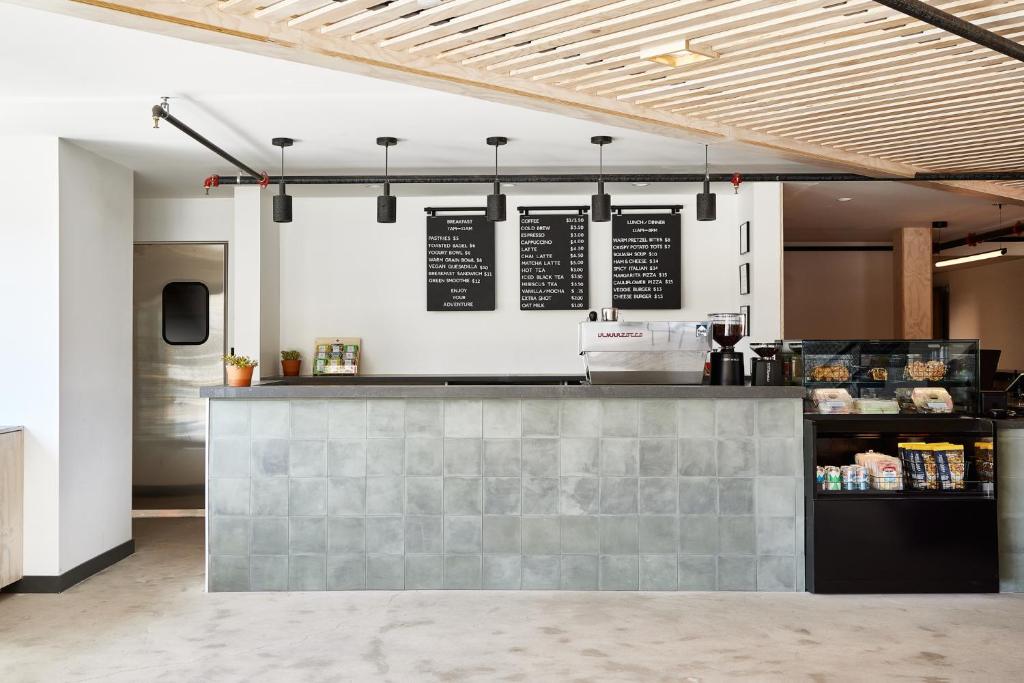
(611, 212, 681, 309)
(426, 214, 495, 311)
(519, 212, 588, 310)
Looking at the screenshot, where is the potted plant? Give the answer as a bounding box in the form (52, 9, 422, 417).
(223, 354, 258, 387)
(281, 350, 302, 377)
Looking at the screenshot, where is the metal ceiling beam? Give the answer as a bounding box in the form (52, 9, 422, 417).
(873, 0, 1024, 63)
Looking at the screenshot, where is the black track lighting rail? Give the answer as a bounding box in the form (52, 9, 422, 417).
(518, 206, 590, 215)
(424, 206, 489, 216)
(613, 205, 685, 215)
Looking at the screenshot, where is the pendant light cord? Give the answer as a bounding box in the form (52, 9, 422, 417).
(704, 144, 709, 181)
(599, 143, 604, 181)
(494, 144, 499, 182)
(385, 144, 390, 181)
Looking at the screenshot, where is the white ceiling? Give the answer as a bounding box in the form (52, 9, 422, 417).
(1, 3, 1020, 241)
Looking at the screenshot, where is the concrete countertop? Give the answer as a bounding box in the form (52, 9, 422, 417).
(0, 426, 23, 435)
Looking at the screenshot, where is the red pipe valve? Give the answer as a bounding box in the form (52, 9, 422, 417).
(202, 174, 220, 195)
(730, 172, 743, 194)
(259, 172, 271, 189)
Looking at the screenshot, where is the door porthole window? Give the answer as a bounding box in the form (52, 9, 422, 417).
(162, 281, 210, 345)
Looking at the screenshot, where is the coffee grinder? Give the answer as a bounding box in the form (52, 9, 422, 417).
(708, 312, 746, 385)
(750, 342, 784, 386)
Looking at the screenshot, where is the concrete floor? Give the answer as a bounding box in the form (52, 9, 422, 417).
(2, 519, 1023, 682)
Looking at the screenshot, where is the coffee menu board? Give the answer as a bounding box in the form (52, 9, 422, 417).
(426, 213, 495, 311)
(519, 212, 588, 310)
(611, 212, 682, 309)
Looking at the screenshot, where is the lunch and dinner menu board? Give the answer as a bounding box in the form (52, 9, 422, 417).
(426, 214, 496, 311)
(611, 212, 681, 309)
(519, 212, 588, 310)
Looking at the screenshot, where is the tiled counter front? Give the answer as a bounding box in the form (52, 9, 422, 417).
(207, 398, 804, 592)
(999, 422, 1024, 592)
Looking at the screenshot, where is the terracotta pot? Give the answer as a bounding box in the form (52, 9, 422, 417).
(281, 359, 301, 377)
(226, 364, 255, 387)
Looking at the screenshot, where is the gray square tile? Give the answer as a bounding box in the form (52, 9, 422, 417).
(678, 400, 715, 437)
(561, 555, 599, 590)
(678, 477, 718, 514)
(327, 477, 365, 516)
(327, 439, 366, 477)
(679, 516, 719, 555)
(757, 556, 795, 591)
(288, 554, 326, 591)
(483, 400, 521, 437)
(251, 401, 289, 439)
(600, 439, 638, 476)
(328, 400, 366, 438)
(406, 555, 443, 589)
(758, 439, 802, 477)
(251, 517, 288, 555)
(406, 516, 443, 554)
(560, 477, 599, 516)
(484, 477, 521, 515)
(600, 516, 639, 554)
(1002, 518, 1024, 555)
(484, 439, 522, 476)
(719, 478, 754, 516)
(522, 439, 558, 477)
(252, 439, 289, 477)
(445, 400, 482, 438)
(560, 400, 600, 437)
(758, 400, 797, 437)
(561, 438, 599, 475)
(757, 477, 796, 517)
(561, 517, 600, 554)
(522, 400, 559, 437)
(639, 516, 678, 554)
(522, 477, 559, 515)
(406, 439, 443, 475)
(444, 555, 482, 589)
(523, 555, 560, 589)
(678, 555, 717, 590)
(366, 438, 404, 476)
(601, 477, 638, 514)
(600, 555, 638, 591)
(289, 478, 326, 516)
(640, 555, 678, 591)
(366, 477, 404, 515)
(290, 517, 327, 554)
(758, 517, 796, 556)
(367, 399, 405, 438)
(639, 439, 676, 477)
(210, 438, 250, 478)
(405, 400, 442, 438)
(483, 516, 522, 554)
(719, 516, 756, 555)
(250, 555, 288, 591)
(444, 477, 481, 515)
(639, 478, 676, 514)
(601, 399, 638, 437)
(639, 400, 677, 437)
(718, 556, 756, 591)
(252, 478, 288, 516)
(210, 400, 250, 438)
(327, 554, 365, 590)
(289, 441, 326, 477)
(365, 516, 404, 554)
(210, 478, 250, 516)
(406, 477, 443, 514)
(209, 555, 249, 592)
(522, 516, 559, 555)
(328, 517, 365, 554)
(715, 400, 757, 437)
(292, 401, 329, 439)
(366, 554, 404, 589)
(679, 439, 717, 476)
(211, 517, 250, 555)
(445, 516, 482, 554)
(483, 555, 521, 589)
(444, 439, 482, 476)
(718, 439, 756, 477)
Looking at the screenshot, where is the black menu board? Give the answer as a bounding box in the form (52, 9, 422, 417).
(426, 214, 495, 311)
(519, 212, 588, 310)
(611, 212, 681, 309)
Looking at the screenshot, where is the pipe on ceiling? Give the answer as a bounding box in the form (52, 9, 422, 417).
(936, 222, 1024, 251)
(152, 104, 264, 181)
(872, 0, 1024, 63)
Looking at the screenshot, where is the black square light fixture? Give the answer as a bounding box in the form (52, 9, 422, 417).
(272, 137, 293, 224)
(696, 144, 717, 222)
(486, 136, 508, 222)
(376, 136, 398, 224)
(590, 136, 613, 222)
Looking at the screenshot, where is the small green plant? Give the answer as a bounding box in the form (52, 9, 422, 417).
(281, 350, 301, 361)
(223, 354, 258, 368)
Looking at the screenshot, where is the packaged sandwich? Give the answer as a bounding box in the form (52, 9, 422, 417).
(855, 450, 903, 491)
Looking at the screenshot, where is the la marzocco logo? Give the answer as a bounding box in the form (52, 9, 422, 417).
(597, 332, 645, 338)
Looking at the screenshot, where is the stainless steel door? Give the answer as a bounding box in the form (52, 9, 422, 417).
(133, 243, 225, 492)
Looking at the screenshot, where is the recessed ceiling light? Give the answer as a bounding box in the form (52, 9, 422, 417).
(632, 182, 649, 187)
(837, 197, 853, 202)
(640, 39, 718, 67)
(935, 248, 1006, 268)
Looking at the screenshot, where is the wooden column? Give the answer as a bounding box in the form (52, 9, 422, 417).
(892, 227, 933, 339)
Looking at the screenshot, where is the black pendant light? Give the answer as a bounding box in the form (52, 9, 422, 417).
(486, 136, 508, 222)
(272, 137, 293, 224)
(696, 144, 717, 222)
(591, 135, 613, 222)
(376, 136, 398, 223)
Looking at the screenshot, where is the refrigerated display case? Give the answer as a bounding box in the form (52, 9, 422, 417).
(804, 415, 998, 593)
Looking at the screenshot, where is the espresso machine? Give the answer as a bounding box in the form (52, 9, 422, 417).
(708, 312, 746, 386)
(750, 342, 784, 386)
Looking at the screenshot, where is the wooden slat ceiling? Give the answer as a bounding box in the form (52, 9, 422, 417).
(43, 0, 1024, 197)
